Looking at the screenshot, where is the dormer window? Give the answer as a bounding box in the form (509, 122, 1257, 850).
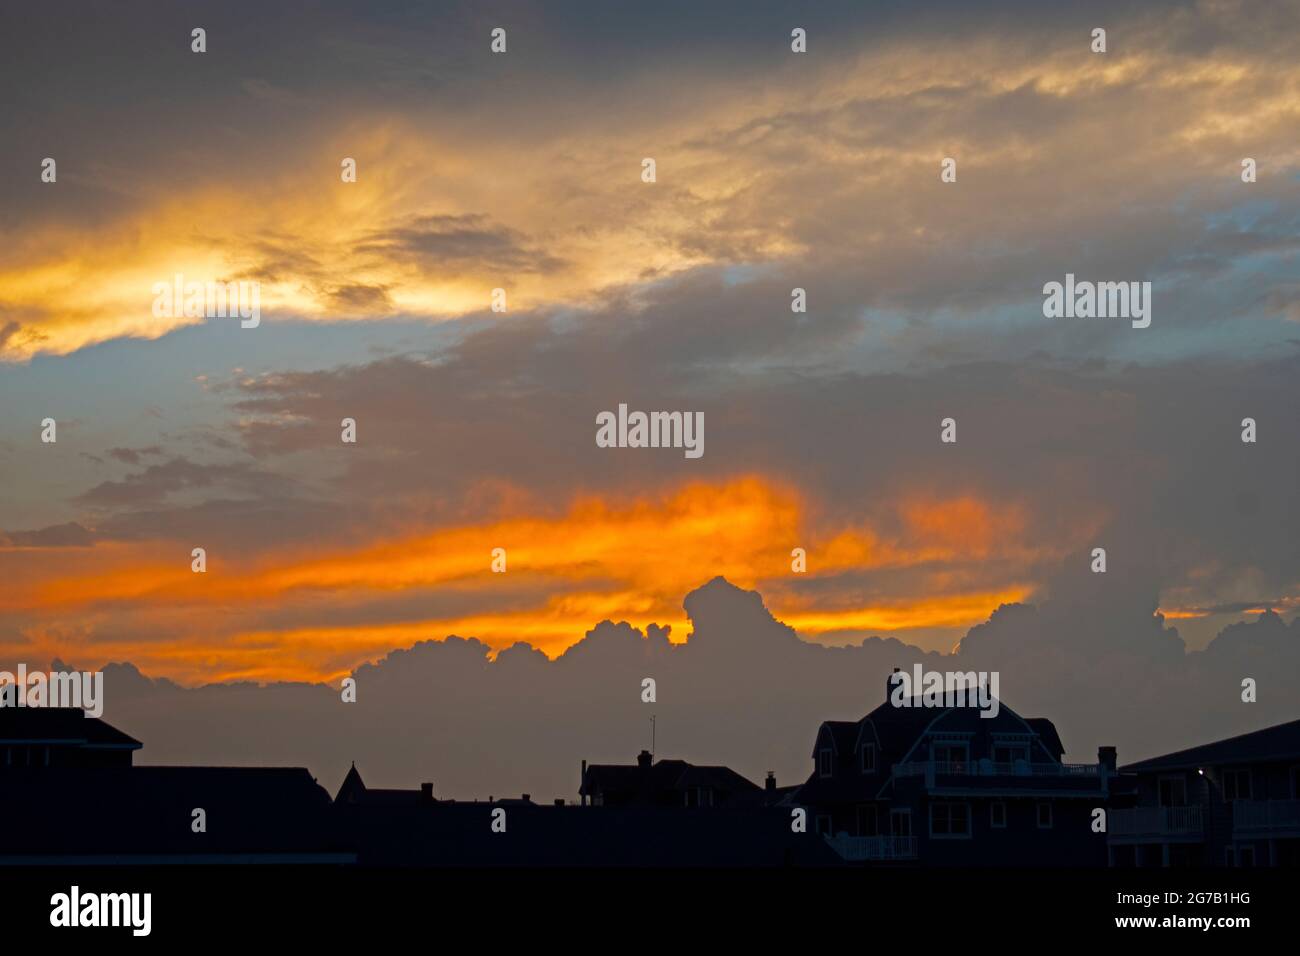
(861, 744, 876, 773)
(818, 748, 833, 777)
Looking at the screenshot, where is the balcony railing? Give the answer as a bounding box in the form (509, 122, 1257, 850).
(825, 834, 918, 861)
(1109, 806, 1203, 837)
(893, 760, 1101, 779)
(1234, 799, 1300, 832)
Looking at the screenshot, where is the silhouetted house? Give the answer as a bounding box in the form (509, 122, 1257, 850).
(337, 763, 433, 806)
(762, 770, 801, 807)
(0, 708, 351, 864)
(2, 766, 351, 864)
(335, 764, 534, 806)
(332, 757, 828, 866)
(579, 750, 764, 808)
(334, 761, 834, 867)
(0, 706, 141, 768)
(793, 670, 1115, 866)
(1108, 717, 1300, 867)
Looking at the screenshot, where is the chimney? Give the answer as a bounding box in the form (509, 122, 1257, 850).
(522, 793, 531, 803)
(554, 798, 565, 806)
(1098, 746, 1117, 774)
(765, 771, 776, 793)
(419, 782, 433, 804)
(887, 666, 901, 702)
(581, 759, 588, 806)
(637, 749, 652, 769)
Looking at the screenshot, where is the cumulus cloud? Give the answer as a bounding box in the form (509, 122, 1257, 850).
(0, 0, 1295, 781)
(78, 576, 1300, 802)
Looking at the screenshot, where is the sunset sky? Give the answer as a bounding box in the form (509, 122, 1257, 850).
(2, 0, 1298, 688)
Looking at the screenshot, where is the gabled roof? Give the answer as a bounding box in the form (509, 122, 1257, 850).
(863, 694, 1064, 761)
(1024, 718, 1065, 759)
(811, 721, 858, 758)
(334, 764, 442, 805)
(793, 688, 1073, 805)
(675, 764, 761, 792)
(862, 702, 936, 757)
(1122, 718, 1300, 773)
(580, 756, 760, 797)
(0, 706, 141, 749)
(335, 763, 366, 803)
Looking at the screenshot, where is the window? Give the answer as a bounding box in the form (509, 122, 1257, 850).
(1223, 768, 1252, 802)
(933, 742, 970, 772)
(1036, 802, 1053, 828)
(930, 803, 971, 838)
(1158, 776, 1187, 807)
(861, 744, 876, 773)
(890, 808, 913, 837)
(684, 787, 714, 808)
(818, 748, 833, 778)
(990, 802, 1007, 828)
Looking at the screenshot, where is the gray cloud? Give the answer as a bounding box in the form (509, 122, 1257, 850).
(211, 281, 1300, 619)
(356, 214, 566, 277)
(75, 457, 285, 508)
(0, 521, 96, 548)
(105, 446, 164, 466)
(77, 576, 1300, 802)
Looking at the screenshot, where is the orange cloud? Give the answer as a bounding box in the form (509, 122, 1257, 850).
(0, 477, 1075, 684)
(5, 16, 1297, 362)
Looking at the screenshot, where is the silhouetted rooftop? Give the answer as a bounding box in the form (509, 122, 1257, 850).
(580, 756, 761, 802)
(0, 706, 142, 749)
(0, 765, 342, 860)
(1122, 718, 1300, 773)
